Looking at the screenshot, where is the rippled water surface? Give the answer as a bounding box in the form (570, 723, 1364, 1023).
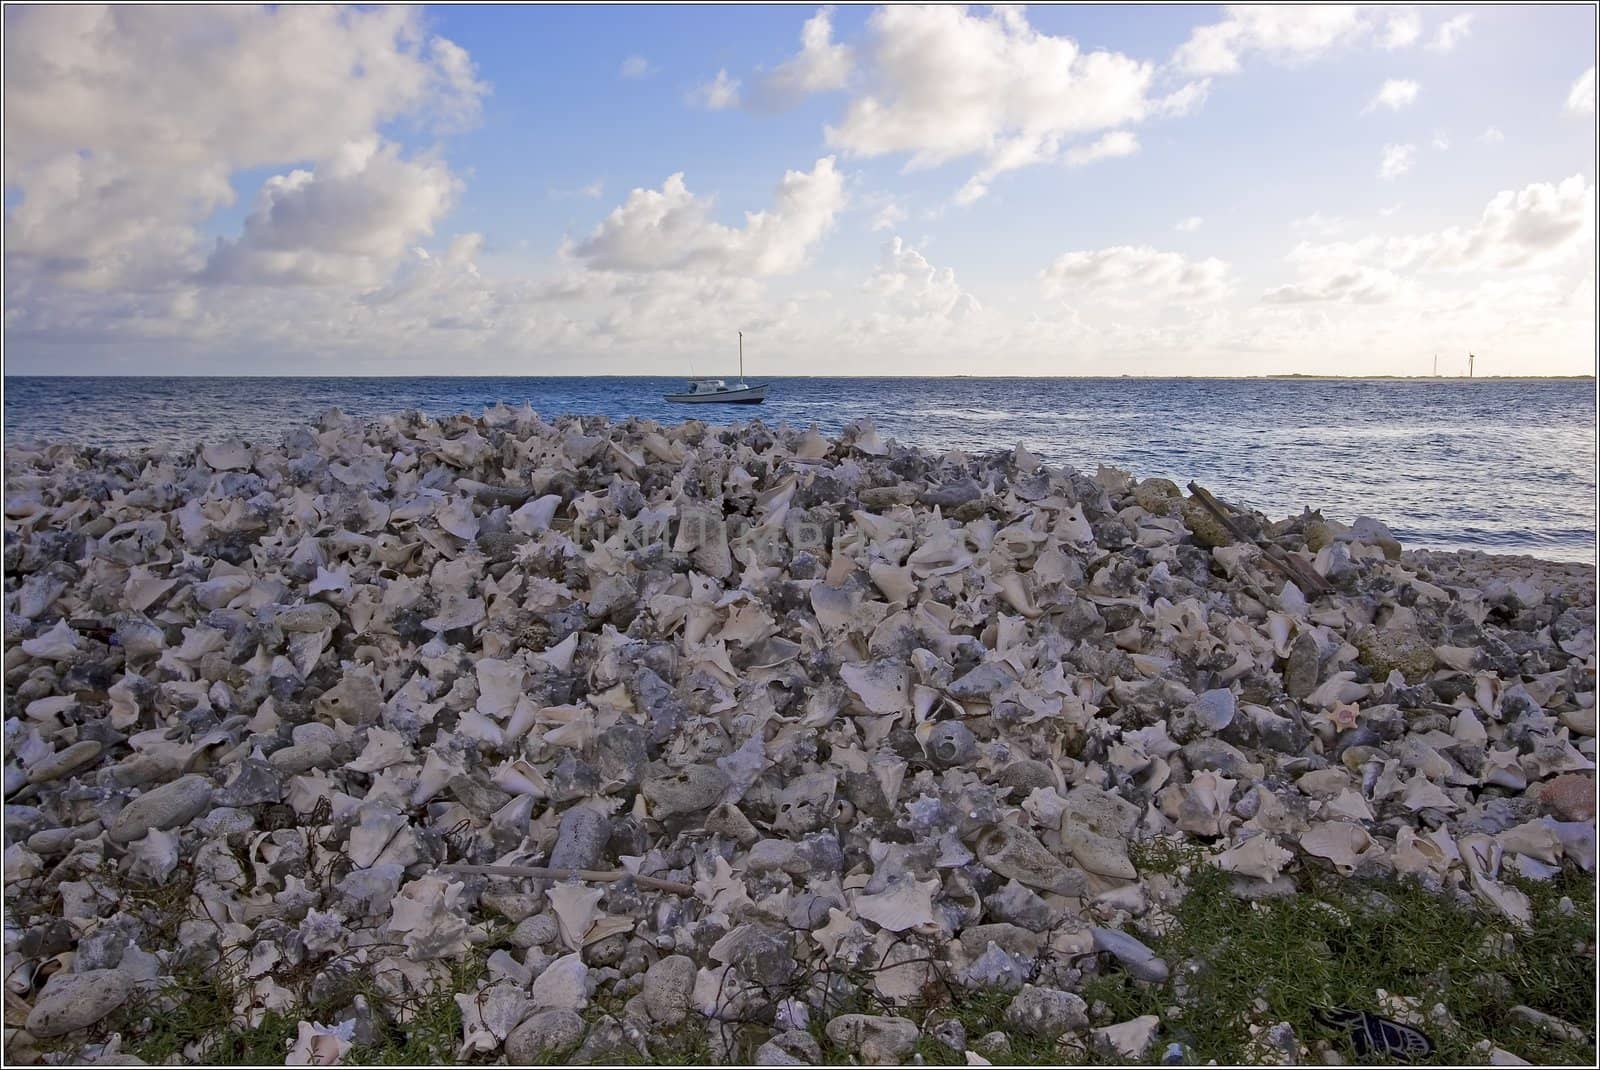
(5, 376, 1596, 562)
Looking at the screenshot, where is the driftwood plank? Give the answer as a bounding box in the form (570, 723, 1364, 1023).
(1187, 482, 1336, 597)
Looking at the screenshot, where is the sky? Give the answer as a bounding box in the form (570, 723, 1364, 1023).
(2, 3, 1596, 377)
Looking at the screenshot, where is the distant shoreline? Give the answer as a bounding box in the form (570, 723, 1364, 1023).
(3, 373, 1594, 382)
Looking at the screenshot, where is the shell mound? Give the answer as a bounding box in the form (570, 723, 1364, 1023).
(3, 406, 1594, 1062)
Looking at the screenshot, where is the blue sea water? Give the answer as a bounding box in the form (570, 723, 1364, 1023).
(4, 376, 1596, 563)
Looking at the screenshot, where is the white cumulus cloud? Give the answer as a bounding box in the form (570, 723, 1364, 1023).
(1041, 245, 1233, 304)
(1366, 78, 1419, 113)
(1292, 211, 1346, 237)
(824, 6, 1200, 203)
(202, 139, 460, 287)
(2, 5, 484, 295)
(1427, 13, 1473, 52)
(1268, 175, 1595, 304)
(571, 157, 845, 277)
(869, 201, 908, 232)
(620, 55, 655, 79)
(866, 237, 980, 320)
(1567, 67, 1595, 116)
(1064, 130, 1140, 167)
(1174, 5, 1419, 76)
(688, 69, 741, 110)
(1176, 216, 1204, 232)
(1379, 143, 1415, 180)
(761, 6, 853, 104)
(1262, 263, 1409, 305)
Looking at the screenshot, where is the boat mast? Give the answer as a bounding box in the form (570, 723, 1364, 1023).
(738, 331, 744, 385)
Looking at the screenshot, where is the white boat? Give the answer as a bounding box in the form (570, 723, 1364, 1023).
(664, 332, 767, 404)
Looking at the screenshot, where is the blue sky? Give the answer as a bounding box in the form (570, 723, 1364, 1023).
(3, 4, 1595, 376)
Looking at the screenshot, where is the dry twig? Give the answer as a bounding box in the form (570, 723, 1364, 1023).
(436, 863, 696, 897)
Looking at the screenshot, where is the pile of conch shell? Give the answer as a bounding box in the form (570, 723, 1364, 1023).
(3, 405, 1594, 1063)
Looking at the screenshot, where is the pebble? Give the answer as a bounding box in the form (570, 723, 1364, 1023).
(529, 954, 592, 1011)
(1538, 774, 1596, 822)
(505, 1009, 586, 1060)
(755, 1029, 822, 1065)
(106, 775, 213, 844)
(1506, 1004, 1586, 1042)
(26, 740, 103, 785)
(1092, 927, 1171, 983)
(927, 1017, 967, 1053)
(548, 806, 611, 871)
(1093, 1015, 1161, 1060)
(1004, 984, 1089, 1039)
(824, 1014, 920, 1064)
(972, 1030, 1012, 1060)
(24, 970, 133, 1038)
(640, 954, 695, 1026)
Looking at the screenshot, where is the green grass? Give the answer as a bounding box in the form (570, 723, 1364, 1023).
(22, 845, 1595, 1065)
(98, 949, 498, 1066)
(816, 840, 1595, 1067)
(1066, 840, 1596, 1066)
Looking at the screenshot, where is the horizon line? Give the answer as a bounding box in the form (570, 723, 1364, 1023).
(4, 373, 1595, 381)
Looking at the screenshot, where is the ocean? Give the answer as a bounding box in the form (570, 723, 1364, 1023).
(4, 376, 1595, 563)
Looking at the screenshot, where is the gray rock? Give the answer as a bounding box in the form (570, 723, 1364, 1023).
(214, 758, 282, 807)
(958, 923, 1043, 962)
(948, 662, 1016, 699)
(1507, 1005, 1586, 1042)
(772, 772, 837, 836)
(973, 1030, 1012, 1060)
(1284, 632, 1321, 699)
(1191, 688, 1236, 733)
(25, 970, 132, 1038)
(27, 740, 103, 785)
(447, 771, 512, 816)
(548, 806, 610, 871)
(27, 821, 101, 857)
(267, 740, 332, 775)
(641, 763, 729, 818)
(978, 825, 1086, 896)
(1060, 812, 1137, 881)
(510, 914, 560, 949)
(958, 943, 1029, 991)
(193, 807, 255, 837)
(640, 953, 695, 1026)
(986, 879, 1055, 931)
(1092, 927, 1170, 982)
(999, 759, 1057, 794)
(1348, 516, 1401, 559)
(529, 954, 592, 1011)
(1354, 626, 1437, 681)
(108, 775, 213, 843)
(1005, 984, 1089, 1039)
(1259, 1021, 1298, 1062)
(313, 668, 383, 724)
(1093, 1015, 1161, 1060)
(506, 1008, 586, 1060)
(825, 1014, 920, 1064)
(928, 1017, 967, 1053)
(747, 838, 803, 874)
(756, 1029, 822, 1065)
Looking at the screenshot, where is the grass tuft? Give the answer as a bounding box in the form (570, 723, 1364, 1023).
(22, 848, 1595, 1066)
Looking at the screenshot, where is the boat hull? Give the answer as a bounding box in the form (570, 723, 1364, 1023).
(663, 384, 767, 404)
